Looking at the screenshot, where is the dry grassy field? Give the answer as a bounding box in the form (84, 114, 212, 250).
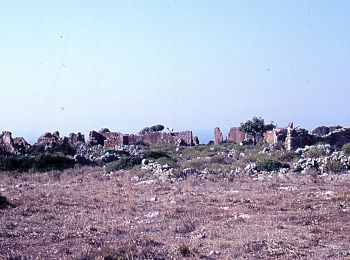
(1, 167, 350, 259)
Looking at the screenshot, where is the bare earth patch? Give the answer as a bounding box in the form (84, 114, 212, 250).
(1, 167, 350, 259)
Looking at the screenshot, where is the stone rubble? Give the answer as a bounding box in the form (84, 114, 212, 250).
(293, 144, 350, 174)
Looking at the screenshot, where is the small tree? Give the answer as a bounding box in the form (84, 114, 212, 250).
(139, 124, 165, 135)
(150, 124, 165, 132)
(139, 127, 151, 135)
(239, 117, 275, 145)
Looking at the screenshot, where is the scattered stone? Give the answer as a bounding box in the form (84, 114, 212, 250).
(145, 211, 159, 218)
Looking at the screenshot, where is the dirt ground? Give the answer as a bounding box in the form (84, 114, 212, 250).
(1, 167, 350, 259)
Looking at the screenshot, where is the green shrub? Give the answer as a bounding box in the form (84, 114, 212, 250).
(305, 147, 326, 158)
(0, 155, 32, 172)
(324, 160, 344, 173)
(134, 141, 149, 146)
(50, 143, 76, 156)
(181, 159, 206, 171)
(26, 145, 45, 155)
(144, 150, 169, 159)
(277, 151, 297, 162)
(210, 155, 226, 164)
(105, 156, 142, 172)
(342, 143, 350, 155)
(27, 143, 75, 156)
(32, 153, 75, 171)
(104, 149, 130, 156)
(241, 139, 254, 146)
(0, 193, 10, 209)
(0, 154, 75, 172)
(255, 160, 290, 172)
(156, 157, 177, 167)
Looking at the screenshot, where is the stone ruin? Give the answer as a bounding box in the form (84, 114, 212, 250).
(266, 124, 350, 150)
(68, 132, 85, 145)
(0, 131, 29, 155)
(0, 127, 198, 157)
(318, 127, 350, 147)
(214, 123, 350, 150)
(36, 131, 86, 150)
(102, 130, 198, 149)
(214, 127, 223, 144)
(214, 127, 251, 144)
(227, 127, 251, 143)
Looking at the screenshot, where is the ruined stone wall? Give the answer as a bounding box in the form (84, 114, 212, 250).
(68, 132, 85, 145)
(264, 131, 275, 145)
(192, 136, 200, 145)
(0, 131, 16, 154)
(103, 132, 124, 148)
(13, 137, 29, 153)
(264, 128, 288, 146)
(311, 126, 342, 137)
(0, 132, 29, 154)
(174, 131, 193, 146)
(323, 128, 350, 147)
(36, 132, 60, 149)
(104, 131, 195, 148)
(227, 127, 249, 143)
(285, 127, 315, 151)
(88, 131, 106, 146)
(214, 127, 223, 144)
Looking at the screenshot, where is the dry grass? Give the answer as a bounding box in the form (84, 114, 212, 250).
(1, 167, 350, 259)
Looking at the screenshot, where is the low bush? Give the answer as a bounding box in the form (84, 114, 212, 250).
(156, 157, 177, 168)
(305, 147, 326, 158)
(342, 143, 350, 155)
(105, 156, 142, 172)
(241, 139, 254, 146)
(134, 141, 150, 146)
(33, 153, 76, 171)
(0, 193, 10, 209)
(210, 155, 227, 164)
(0, 154, 75, 172)
(277, 151, 297, 162)
(181, 159, 206, 171)
(255, 160, 290, 172)
(144, 150, 170, 159)
(324, 160, 345, 173)
(27, 143, 76, 156)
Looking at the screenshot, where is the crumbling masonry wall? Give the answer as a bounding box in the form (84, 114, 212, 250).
(104, 131, 195, 149)
(227, 127, 250, 143)
(214, 127, 223, 144)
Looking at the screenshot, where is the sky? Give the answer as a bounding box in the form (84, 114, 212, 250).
(1, 1, 350, 143)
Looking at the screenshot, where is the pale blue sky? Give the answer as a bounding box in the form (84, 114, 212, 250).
(1, 1, 349, 143)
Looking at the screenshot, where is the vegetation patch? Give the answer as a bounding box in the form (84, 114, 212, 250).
(342, 143, 350, 155)
(105, 156, 142, 172)
(255, 160, 290, 172)
(0, 154, 75, 173)
(0, 193, 10, 209)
